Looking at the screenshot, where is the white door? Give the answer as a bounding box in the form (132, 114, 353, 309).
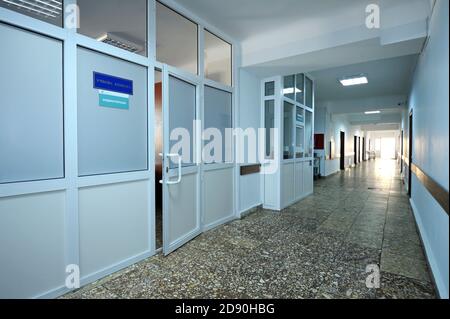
(161, 68, 201, 255)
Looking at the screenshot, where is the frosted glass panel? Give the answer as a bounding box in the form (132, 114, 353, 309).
(205, 30, 232, 86)
(305, 110, 313, 157)
(77, 0, 147, 56)
(265, 100, 275, 159)
(283, 101, 294, 160)
(0, 24, 64, 184)
(77, 47, 148, 176)
(157, 2, 198, 74)
(204, 86, 232, 163)
(169, 76, 196, 168)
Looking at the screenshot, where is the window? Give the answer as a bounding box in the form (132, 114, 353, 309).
(283, 101, 294, 159)
(77, 0, 148, 56)
(265, 100, 275, 159)
(265, 81, 275, 96)
(305, 76, 314, 109)
(77, 48, 148, 176)
(296, 74, 304, 104)
(156, 2, 198, 74)
(204, 86, 232, 163)
(305, 110, 313, 157)
(283, 75, 295, 100)
(0, 0, 63, 27)
(204, 30, 232, 86)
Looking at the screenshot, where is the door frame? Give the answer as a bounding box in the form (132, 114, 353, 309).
(408, 111, 413, 197)
(400, 130, 404, 174)
(362, 137, 366, 161)
(358, 137, 361, 163)
(161, 64, 203, 255)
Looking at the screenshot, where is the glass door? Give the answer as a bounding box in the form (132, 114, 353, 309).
(161, 67, 201, 255)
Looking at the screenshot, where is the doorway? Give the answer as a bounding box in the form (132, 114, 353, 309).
(354, 136, 358, 166)
(340, 131, 345, 170)
(358, 137, 361, 163)
(408, 112, 413, 197)
(362, 137, 366, 161)
(154, 69, 163, 250)
(400, 130, 404, 174)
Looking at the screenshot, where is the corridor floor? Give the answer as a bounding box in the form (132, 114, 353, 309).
(64, 160, 436, 299)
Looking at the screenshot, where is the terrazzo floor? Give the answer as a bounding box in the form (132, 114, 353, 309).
(63, 160, 436, 299)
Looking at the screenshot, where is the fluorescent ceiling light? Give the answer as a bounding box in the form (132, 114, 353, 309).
(283, 88, 302, 95)
(340, 75, 368, 87)
(365, 111, 381, 114)
(2, 0, 62, 17)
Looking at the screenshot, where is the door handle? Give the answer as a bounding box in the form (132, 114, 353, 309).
(166, 153, 182, 185)
(158, 153, 164, 184)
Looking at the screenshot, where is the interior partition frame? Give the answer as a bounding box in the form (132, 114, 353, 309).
(0, 0, 239, 299)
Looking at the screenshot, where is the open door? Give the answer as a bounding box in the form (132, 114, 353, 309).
(161, 68, 201, 255)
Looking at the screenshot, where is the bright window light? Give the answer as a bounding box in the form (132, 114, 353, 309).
(340, 75, 368, 86)
(365, 110, 381, 114)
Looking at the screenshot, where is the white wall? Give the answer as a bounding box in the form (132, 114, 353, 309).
(406, 0, 449, 299)
(315, 106, 365, 176)
(238, 69, 262, 214)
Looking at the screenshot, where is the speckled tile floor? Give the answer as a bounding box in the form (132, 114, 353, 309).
(63, 160, 437, 299)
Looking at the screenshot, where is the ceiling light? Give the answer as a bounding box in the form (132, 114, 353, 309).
(339, 75, 368, 87)
(2, 0, 62, 18)
(365, 111, 381, 114)
(283, 88, 302, 95)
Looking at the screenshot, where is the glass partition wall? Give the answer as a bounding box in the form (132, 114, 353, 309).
(0, 0, 236, 298)
(262, 74, 314, 211)
(281, 73, 314, 162)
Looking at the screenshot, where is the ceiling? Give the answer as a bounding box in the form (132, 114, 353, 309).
(173, 0, 365, 41)
(173, 0, 431, 42)
(312, 54, 419, 101)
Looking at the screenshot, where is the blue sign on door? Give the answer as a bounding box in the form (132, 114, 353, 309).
(93, 72, 133, 95)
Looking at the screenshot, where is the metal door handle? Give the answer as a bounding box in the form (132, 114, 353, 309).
(166, 153, 182, 185)
(158, 153, 164, 184)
